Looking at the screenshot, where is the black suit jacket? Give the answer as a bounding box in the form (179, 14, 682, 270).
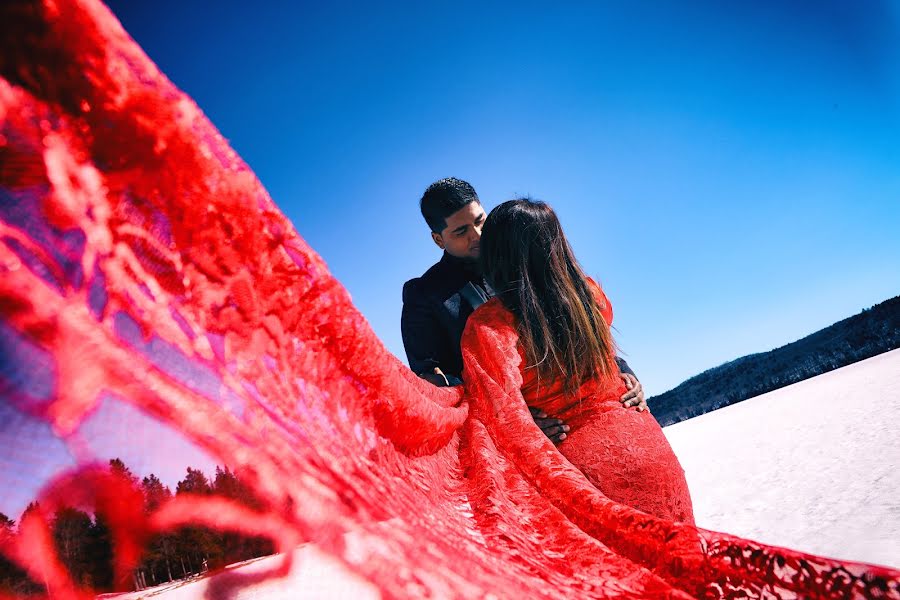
(401, 253, 490, 381)
(401, 253, 636, 384)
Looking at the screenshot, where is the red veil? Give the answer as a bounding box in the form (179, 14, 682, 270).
(0, 2, 897, 598)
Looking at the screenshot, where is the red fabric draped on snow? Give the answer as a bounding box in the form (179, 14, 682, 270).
(0, 1, 898, 598)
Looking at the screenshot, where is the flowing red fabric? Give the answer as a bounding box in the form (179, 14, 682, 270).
(0, 1, 898, 598)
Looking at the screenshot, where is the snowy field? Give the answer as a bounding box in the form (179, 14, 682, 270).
(102, 546, 379, 600)
(665, 347, 900, 569)
(108, 350, 900, 599)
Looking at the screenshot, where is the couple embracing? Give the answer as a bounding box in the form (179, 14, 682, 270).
(401, 178, 694, 524)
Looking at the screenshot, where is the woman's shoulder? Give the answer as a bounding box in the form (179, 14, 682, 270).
(585, 276, 613, 324)
(470, 297, 515, 325)
(461, 298, 519, 360)
(585, 276, 604, 301)
(463, 298, 517, 338)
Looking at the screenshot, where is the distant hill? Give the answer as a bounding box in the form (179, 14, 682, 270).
(648, 295, 900, 426)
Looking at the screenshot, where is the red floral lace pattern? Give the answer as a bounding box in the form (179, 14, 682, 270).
(475, 287, 696, 526)
(0, 1, 898, 598)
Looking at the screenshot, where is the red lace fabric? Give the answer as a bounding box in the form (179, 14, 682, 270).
(0, 1, 898, 598)
(465, 291, 695, 526)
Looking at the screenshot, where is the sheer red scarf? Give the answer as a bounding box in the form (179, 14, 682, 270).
(0, 2, 897, 598)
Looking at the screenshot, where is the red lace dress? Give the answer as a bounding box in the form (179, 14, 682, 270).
(463, 282, 695, 524)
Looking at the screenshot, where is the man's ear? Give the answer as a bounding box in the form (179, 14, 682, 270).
(431, 231, 445, 249)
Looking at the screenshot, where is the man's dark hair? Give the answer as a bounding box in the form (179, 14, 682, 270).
(420, 177, 479, 233)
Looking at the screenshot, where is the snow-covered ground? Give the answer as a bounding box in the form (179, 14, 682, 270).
(108, 350, 899, 598)
(103, 546, 379, 600)
(664, 348, 900, 568)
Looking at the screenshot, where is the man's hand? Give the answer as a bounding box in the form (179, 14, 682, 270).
(620, 373, 648, 412)
(529, 407, 570, 443)
(419, 367, 451, 387)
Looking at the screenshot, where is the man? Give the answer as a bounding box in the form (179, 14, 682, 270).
(401, 177, 646, 442)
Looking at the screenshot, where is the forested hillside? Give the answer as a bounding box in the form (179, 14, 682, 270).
(649, 295, 900, 426)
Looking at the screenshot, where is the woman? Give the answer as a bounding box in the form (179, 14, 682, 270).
(462, 198, 695, 524)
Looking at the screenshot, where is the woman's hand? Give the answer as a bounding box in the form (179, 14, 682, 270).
(529, 407, 570, 443)
(620, 373, 648, 412)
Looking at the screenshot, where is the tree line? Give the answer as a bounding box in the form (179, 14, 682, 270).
(0, 458, 274, 595)
(649, 294, 900, 425)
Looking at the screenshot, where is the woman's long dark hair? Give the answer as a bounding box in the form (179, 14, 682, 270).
(480, 199, 616, 395)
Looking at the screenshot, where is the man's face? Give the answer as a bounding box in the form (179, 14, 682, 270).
(432, 201, 486, 261)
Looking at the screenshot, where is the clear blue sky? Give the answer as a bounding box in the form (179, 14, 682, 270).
(106, 1, 899, 397)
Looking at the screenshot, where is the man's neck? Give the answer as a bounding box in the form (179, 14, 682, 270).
(441, 251, 482, 277)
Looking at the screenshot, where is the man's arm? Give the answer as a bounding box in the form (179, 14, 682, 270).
(401, 280, 461, 387)
(615, 356, 636, 377)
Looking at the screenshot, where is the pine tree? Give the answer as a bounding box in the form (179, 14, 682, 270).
(87, 513, 114, 591)
(51, 507, 94, 587)
(176, 467, 212, 495)
(211, 467, 274, 562)
(0, 513, 35, 595)
(109, 458, 139, 486)
(175, 468, 222, 571)
(141, 474, 176, 584)
(142, 474, 172, 512)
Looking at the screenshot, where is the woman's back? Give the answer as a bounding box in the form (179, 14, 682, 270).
(464, 290, 696, 524)
(470, 196, 694, 523)
(517, 279, 627, 426)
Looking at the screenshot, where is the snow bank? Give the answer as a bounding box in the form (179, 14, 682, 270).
(105, 546, 379, 600)
(664, 348, 900, 568)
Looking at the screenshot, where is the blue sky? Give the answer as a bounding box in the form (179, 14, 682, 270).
(106, 1, 900, 397)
